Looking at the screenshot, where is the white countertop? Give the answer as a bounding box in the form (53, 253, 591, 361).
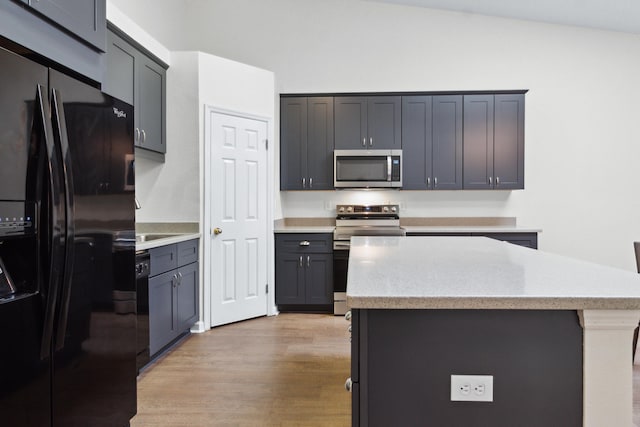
(346, 236, 640, 310)
(273, 225, 541, 234)
(135, 232, 201, 251)
(402, 225, 542, 233)
(273, 225, 336, 233)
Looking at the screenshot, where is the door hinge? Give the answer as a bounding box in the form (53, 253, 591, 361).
(265, 284, 269, 294)
(265, 139, 268, 150)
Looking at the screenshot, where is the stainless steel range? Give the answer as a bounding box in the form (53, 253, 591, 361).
(333, 204, 406, 315)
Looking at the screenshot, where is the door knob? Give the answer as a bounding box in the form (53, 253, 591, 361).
(213, 227, 223, 235)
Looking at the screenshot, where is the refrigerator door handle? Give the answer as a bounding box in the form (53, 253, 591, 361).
(35, 85, 66, 361)
(50, 88, 76, 352)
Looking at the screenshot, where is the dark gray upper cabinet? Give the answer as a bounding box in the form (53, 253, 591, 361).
(280, 97, 333, 190)
(21, 0, 106, 51)
(463, 94, 524, 189)
(104, 28, 167, 155)
(335, 96, 401, 149)
(403, 95, 462, 190)
(0, 1, 104, 83)
(493, 94, 525, 189)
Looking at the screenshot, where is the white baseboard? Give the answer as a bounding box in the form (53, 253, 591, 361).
(190, 321, 206, 333)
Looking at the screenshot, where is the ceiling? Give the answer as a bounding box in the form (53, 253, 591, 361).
(367, 0, 640, 34)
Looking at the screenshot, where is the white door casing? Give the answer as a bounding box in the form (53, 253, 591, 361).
(205, 110, 269, 327)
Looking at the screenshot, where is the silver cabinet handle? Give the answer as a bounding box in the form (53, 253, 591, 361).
(362, 137, 366, 147)
(141, 129, 146, 144)
(345, 378, 353, 392)
(427, 177, 431, 188)
(345, 311, 352, 321)
(299, 240, 310, 246)
(177, 271, 183, 285)
(172, 274, 178, 288)
(369, 137, 373, 147)
(434, 177, 438, 187)
(489, 176, 493, 185)
(302, 177, 306, 189)
(299, 256, 303, 267)
(309, 178, 313, 188)
(496, 176, 500, 186)
(306, 255, 310, 267)
(135, 128, 140, 142)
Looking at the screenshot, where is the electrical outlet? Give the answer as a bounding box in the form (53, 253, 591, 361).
(450, 375, 493, 402)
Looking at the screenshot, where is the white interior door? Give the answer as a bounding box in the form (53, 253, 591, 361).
(208, 111, 268, 327)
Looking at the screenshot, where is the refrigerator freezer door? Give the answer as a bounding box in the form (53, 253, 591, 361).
(0, 47, 52, 427)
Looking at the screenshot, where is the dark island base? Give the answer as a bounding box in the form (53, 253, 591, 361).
(352, 309, 582, 427)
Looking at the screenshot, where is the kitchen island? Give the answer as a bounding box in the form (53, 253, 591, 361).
(346, 236, 640, 427)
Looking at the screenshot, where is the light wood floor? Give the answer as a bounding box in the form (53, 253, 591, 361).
(133, 313, 640, 427)
(132, 313, 351, 427)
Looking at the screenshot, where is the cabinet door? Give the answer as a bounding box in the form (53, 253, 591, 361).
(305, 253, 333, 305)
(137, 55, 166, 153)
(176, 262, 199, 332)
(104, 30, 135, 105)
(280, 98, 307, 190)
(463, 95, 494, 189)
(275, 253, 306, 305)
(432, 95, 463, 190)
(149, 270, 176, 356)
(306, 97, 334, 190)
(402, 96, 433, 190)
(493, 94, 524, 189)
(24, 0, 106, 51)
(335, 97, 367, 149)
(367, 96, 401, 149)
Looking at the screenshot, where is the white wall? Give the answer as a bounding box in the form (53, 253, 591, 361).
(110, 0, 640, 271)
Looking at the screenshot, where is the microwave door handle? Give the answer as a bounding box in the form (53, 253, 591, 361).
(387, 156, 392, 182)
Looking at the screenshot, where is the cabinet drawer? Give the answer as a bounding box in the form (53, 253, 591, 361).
(275, 233, 333, 253)
(178, 239, 199, 266)
(150, 244, 177, 276)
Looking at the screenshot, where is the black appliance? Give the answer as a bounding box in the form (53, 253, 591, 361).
(333, 204, 406, 315)
(334, 149, 402, 188)
(135, 250, 150, 372)
(0, 46, 136, 426)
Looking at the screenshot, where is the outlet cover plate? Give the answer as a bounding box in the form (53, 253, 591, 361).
(451, 374, 494, 402)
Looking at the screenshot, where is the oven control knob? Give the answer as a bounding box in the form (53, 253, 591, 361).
(346, 206, 353, 213)
(338, 206, 345, 213)
(391, 206, 397, 213)
(382, 206, 389, 213)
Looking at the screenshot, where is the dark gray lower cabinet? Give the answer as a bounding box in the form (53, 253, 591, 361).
(149, 239, 199, 356)
(351, 309, 582, 426)
(407, 232, 538, 249)
(275, 233, 333, 310)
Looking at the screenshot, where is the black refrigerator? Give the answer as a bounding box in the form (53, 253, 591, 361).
(0, 46, 137, 426)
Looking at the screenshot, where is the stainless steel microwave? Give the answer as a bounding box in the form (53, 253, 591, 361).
(334, 149, 402, 188)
